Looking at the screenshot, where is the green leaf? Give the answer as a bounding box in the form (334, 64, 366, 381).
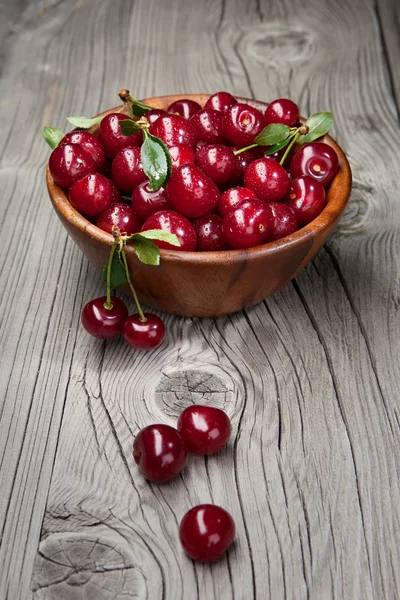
(102, 248, 127, 288)
(264, 136, 293, 156)
(254, 123, 292, 146)
(131, 235, 160, 265)
(138, 229, 180, 246)
(42, 126, 65, 149)
(149, 133, 172, 183)
(66, 115, 104, 129)
(120, 119, 142, 136)
(299, 112, 332, 144)
(140, 133, 170, 191)
(130, 102, 151, 118)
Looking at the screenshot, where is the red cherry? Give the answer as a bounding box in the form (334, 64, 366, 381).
(99, 113, 142, 159)
(218, 186, 258, 216)
(150, 114, 196, 147)
(222, 199, 273, 249)
(283, 176, 326, 225)
(132, 182, 170, 221)
(133, 424, 187, 482)
(264, 98, 300, 127)
(168, 99, 202, 119)
(230, 146, 260, 185)
(267, 202, 298, 241)
(60, 131, 106, 172)
(205, 92, 237, 113)
(177, 405, 231, 454)
(192, 214, 230, 251)
(290, 142, 339, 187)
(81, 296, 128, 339)
(195, 144, 236, 186)
(49, 143, 96, 189)
(190, 109, 225, 144)
(111, 146, 147, 193)
(69, 173, 113, 217)
(96, 201, 141, 235)
(244, 157, 289, 202)
(169, 145, 196, 170)
(123, 313, 166, 351)
(223, 103, 264, 146)
(141, 210, 197, 251)
(167, 164, 220, 218)
(179, 505, 235, 562)
(145, 108, 167, 126)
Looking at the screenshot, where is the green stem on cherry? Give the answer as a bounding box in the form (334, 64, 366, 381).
(233, 144, 258, 156)
(104, 240, 118, 311)
(279, 131, 301, 166)
(120, 245, 147, 323)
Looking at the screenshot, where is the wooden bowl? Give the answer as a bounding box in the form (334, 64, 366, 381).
(46, 94, 352, 317)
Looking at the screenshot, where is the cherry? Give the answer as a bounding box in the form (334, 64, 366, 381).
(222, 199, 273, 249)
(60, 131, 106, 173)
(264, 98, 300, 127)
(195, 144, 236, 186)
(179, 505, 235, 562)
(49, 143, 96, 189)
(290, 142, 339, 187)
(167, 164, 220, 218)
(111, 146, 147, 193)
(223, 103, 264, 146)
(218, 186, 258, 216)
(230, 146, 260, 185)
(190, 109, 225, 144)
(169, 144, 196, 170)
(145, 108, 167, 126)
(205, 92, 237, 113)
(69, 173, 113, 217)
(132, 182, 170, 221)
(267, 202, 298, 241)
(141, 210, 197, 251)
(150, 114, 196, 147)
(123, 313, 166, 351)
(177, 405, 231, 454)
(99, 113, 142, 159)
(283, 175, 326, 225)
(244, 157, 289, 202)
(133, 424, 187, 482)
(81, 296, 128, 339)
(96, 201, 141, 235)
(168, 99, 201, 120)
(192, 214, 230, 251)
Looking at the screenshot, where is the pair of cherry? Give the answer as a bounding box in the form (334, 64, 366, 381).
(133, 405, 235, 562)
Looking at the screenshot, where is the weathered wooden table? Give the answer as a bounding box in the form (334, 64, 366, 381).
(1, 0, 399, 598)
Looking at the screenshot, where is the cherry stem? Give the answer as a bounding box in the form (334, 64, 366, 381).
(233, 143, 258, 156)
(120, 245, 147, 323)
(104, 241, 118, 311)
(279, 131, 301, 166)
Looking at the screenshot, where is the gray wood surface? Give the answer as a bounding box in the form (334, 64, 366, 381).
(0, 0, 399, 598)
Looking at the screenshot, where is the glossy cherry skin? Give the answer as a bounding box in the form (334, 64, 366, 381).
(179, 505, 235, 562)
(195, 144, 236, 186)
(145, 108, 167, 126)
(283, 175, 326, 225)
(177, 405, 231, 454)
(167, 164, 220, 218)
(222, 199, 273, 249)
(218, 186, 258, 216)
(132, 182, 170, 221)
(264, 98, 300, 127)
(133, 424, 187, 481)
(192, 214, 230, 251)
(141, 210, 197, 251)
(96, 201, 141, 235)
(111, 146, 147, 193)
(168, 99, 201, 119)
(190, 109, 225, 144)
(205, 92, 237, 113)
(223, 103, 265, 146)
(123, 313, 166, 351)
(169, 145, 196, 170)
(99, 113, 142, 159)
(60, 131, 106, 173)
(290, 142, 339, 187)
(49, 143, 96, 189)
(69, 173, 113, 217)
(244, 157, 289, 202)
(267, 202, 298, 241)
(230, 146, 260, 185)
(150, 114, 196, 147)
(81, 296, 128, 339)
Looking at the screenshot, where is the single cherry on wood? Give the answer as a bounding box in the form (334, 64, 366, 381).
(123, 313, 166, 350)
(179, 504, 235, 562)
(133, 424, 187, 482)
(81, 296, 128, 339)
(177, 405, 231, 454)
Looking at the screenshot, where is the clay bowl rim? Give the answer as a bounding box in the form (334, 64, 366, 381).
(46, 94, 352, 265)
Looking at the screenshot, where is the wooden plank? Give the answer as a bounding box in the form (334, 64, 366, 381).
(375, 0, 400, 114)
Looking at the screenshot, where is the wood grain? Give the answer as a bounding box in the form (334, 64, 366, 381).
(0, 0, 399, 598)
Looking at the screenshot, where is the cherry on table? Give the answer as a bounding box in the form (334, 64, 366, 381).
(167, 164, 220, 218)
(99, 113, 142, 159)
(192, 214, 230, 251)
(60, 131, 106, 173)
(111, 146, 147, 193)
(284, 175, 326, 225)
(132, 182, 171, 221)
(133, 424, 186, 482)
(145, 108, 167, 126)
(168, 99, 201, 120)
(49, 143, 96, 189)
(218, 186, 258, 216)
(96, 201, 141, 235)
(190, 109, 225, 145)
(267, 202, 298, 241)
(222, 199, 273, 249)
(150, 114, 196, 147)
(124, 313, 166, 351)
(141, 210, 197, 251)
(290, 142, 339, 187)
(169, 144, 196, 170)
(223, 103, 265, 146)
(205, 92, 237, 113)
(177, 405, 231, 454)
(69, 173, 113, 217)
(179, 504, 235, 562)
(244, 157, 290, 202)
(195, 144, 236, 186)
(264, 98, 300, 127)
(81, 296, 128, 339)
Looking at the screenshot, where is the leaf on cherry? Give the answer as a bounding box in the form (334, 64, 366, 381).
(42, 126, 65, 149)
(120, 119, 143, 136)
(299, 112, 332, 144)
(141, 133, 171, 191)
(138, 229, 180, 246)
(131, 235, 160, 266)
(264, 137, 294, 156)
(66, 115, 104, 129)
(129, 99, 153, 118)
(254, 123, 292, 146)
(102, 247, 127, 288)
